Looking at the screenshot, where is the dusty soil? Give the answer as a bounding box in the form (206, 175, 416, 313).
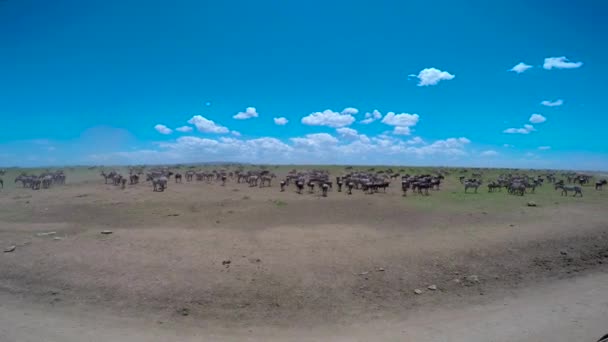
(1, 168, 607, 340)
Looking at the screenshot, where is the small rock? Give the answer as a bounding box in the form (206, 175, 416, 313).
(166, 213, 180, 217)
(4, 246, 16, 253)
(222, 260, 231, 265)
(377, 267, 385, 272)
(428, 284, 437, 291)
(527, 201, 537, 207)
(101, 230, 113, 235)
(466, 275, 480, 283)
(53, 237, 63, 241)
(560, 250, 568, 256)
(414, 289, 423, 295)
(358, 271, 369, 276)
(177, 308, 190, 316)
(509, 224, 515, 227)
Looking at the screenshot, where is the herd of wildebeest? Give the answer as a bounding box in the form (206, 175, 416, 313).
(2, 166, 605, 198)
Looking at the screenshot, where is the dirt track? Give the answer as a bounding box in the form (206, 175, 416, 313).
(1, 167, 607, 340)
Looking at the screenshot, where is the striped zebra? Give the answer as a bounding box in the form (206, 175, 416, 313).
(555, 184, 583, 197)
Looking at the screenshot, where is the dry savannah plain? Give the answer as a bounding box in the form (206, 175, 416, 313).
(1, 165, 608, 341)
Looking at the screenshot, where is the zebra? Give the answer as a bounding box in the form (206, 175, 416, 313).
(130, 174, 139, 184)
(321, 183, 329, 197)
(41, 175, 53, 189)
(346, 181, 354, 195)
(295, 180, 304, 194)
(464, 180, 482, 193)
(555, 184, 583, 197)
(401, 180, 410, 197)
(152, 176, 168, 192)
(280, 180, 286, 192)
(121, 178, 127, 189)
(487, 181, 501, 192)
(596, 179, 607, 190)
(509, 183, 526, 196)
(307, 181, 315, 194)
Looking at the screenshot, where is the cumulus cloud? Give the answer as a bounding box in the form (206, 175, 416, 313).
(360, 109, 382, 124)
(274, 117, 288, 125)
(291, 133, 339, 149)
(90, 133, 474, 165)
(503, 124, 535, 134)
(480, 150, 499, 157)
(393, 126, 412, 135)
(407, 137, 424, 145)
(231, 130, 241, 137)
(336, 127, 359, 139)
(529, 113, 547, 124)
(233, 107, 259, 120)
(538, 146, 551, 150)
(187, 115, 229, 134)
(410, 67, 455, 86)
(381, 112, 420, 128)
(154, 124, 173, 135)
(543, 56, 583, 70)
(301, 109, 356, 128)
(541, 99, 563, 107)
(509, 62, 533, 74)
(341, 107, 359, 115)
(175, 126, 193, 133)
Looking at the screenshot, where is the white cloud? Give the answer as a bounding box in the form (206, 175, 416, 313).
(524, 124, 535, 131)
(393, 126, 412, 135)
(154, 124, 173, 135)
(538, 146, 551, 150)
(543, 56, 583, 70)
(341, 107, 359, 115)
(481, 150, 499, 157)
(291, 133, 339, 149)
(503, 124, 535, 134)
(381, 112, 420, 128)
(301, 109, 356, 128)
(231, 130, 241, 137)
(175, 126, 193, 133)
(503, 144, 513, 148)
(541, 99, 563, 107)
(274, 117, 288, 125)
(187, 115, 229, 134)
(336, 127, 359, 139)
(360, 109, 382, 124)
(89, 134, 475, 165)
(411, 67, 455, 86)
(407, 137, 424, 145)
(509, 62, 533, 74)
(529, 114, 547, 124)
(233, 107, 259, 120)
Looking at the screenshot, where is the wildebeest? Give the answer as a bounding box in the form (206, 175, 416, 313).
(555, 184, 583, 197)
(0, 177, 3, 189)
(596, 179, 607, 190)
(175, 173, 183, 183)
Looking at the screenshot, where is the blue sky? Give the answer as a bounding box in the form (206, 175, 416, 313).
(1, 0, 607, 169)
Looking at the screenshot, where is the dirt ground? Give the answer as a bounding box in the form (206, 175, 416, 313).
(1, 166, 607, 340)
